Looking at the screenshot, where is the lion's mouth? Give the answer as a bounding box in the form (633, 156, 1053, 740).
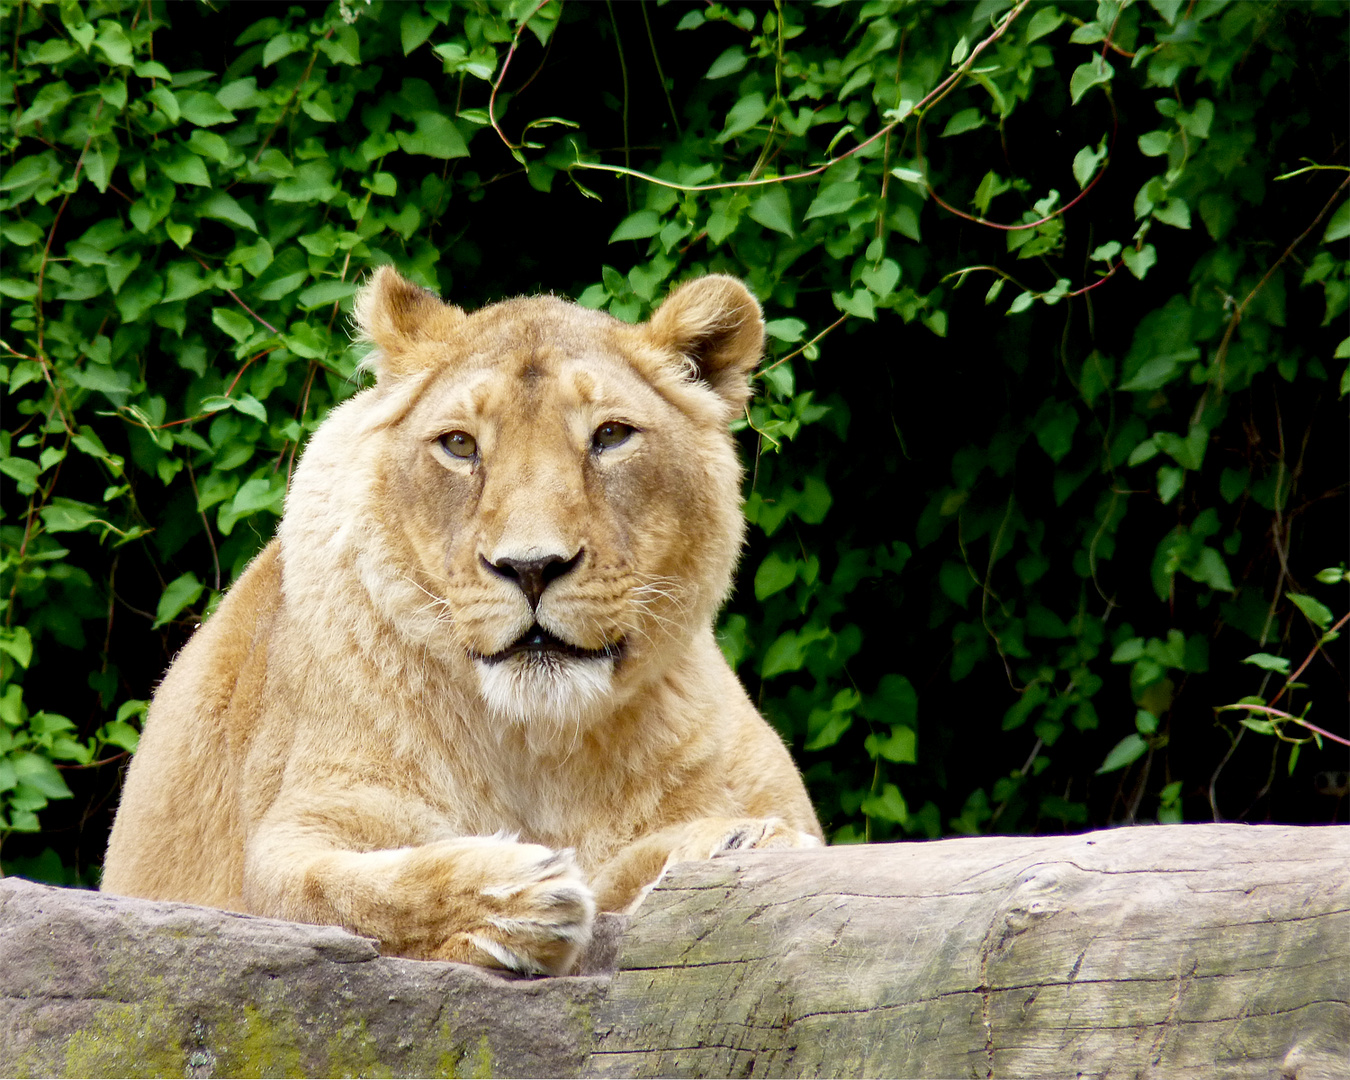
(477, 624, 622, 665)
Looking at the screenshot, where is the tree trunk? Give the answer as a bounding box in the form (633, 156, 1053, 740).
(3, 824, 1346, 1078)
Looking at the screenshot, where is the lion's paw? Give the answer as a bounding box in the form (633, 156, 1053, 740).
(708, 817, 823, 856)
(665, 816, 821, 863)
(431, 841, 596, 976)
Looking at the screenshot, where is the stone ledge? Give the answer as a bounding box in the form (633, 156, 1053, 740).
(3, 824, 1347, 1078)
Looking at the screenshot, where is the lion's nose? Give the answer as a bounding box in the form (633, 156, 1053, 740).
(484, 551, 582, 610)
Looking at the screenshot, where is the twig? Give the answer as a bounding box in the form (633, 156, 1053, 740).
(1268, 610, 1350, 710)
(488, 0, 552, 153)
(1214, 176, 1349, 387)
(759, 314, 848, 375)
(565, 0, 1033, 195)
(1219, 703, 1350, 748)
(641, 0, 680, 136)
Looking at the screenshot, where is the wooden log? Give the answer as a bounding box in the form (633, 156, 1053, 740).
(2, 824, 1345, 1078)
(589, 824, 1350, 1079)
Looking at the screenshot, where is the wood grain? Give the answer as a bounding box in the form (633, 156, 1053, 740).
(589, 824, 1350, 1079)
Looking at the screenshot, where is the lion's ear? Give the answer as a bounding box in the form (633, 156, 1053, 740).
(353, 266, 466, 380)
(645, 275, 764, 413)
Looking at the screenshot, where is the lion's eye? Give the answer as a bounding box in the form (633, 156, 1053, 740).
(592, 422, 633, 452)
(439, 431, 477, 459)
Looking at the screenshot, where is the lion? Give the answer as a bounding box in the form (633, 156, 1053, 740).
(101, 267, 822, 975)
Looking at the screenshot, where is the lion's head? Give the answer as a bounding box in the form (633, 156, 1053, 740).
(278, 268, 763, 736)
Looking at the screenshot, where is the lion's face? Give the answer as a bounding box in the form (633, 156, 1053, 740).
(285, 269, 763, 731)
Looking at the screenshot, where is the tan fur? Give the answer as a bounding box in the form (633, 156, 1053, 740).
(102, 268, 822, 975)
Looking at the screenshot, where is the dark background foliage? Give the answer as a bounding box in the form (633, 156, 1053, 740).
(1, 0, 1346, 885)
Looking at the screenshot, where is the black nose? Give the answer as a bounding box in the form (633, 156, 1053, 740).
(484, 551, 582, 609)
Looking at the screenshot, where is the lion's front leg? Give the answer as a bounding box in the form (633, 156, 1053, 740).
(591, 816, 821, 914)
(244, 827, 595, 974)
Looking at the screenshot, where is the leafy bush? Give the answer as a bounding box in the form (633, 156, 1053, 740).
(2, 0, 1346, 880)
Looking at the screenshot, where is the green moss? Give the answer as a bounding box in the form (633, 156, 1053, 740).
(59, 999, 187, 1078)
(213, 1004, 306, 1078)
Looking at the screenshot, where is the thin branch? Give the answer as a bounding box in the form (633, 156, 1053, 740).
(641, 0, 680, 136)
(1214, 176, 1349, 387)
(564, 0, 1033, 195)
(488, 0, 552, 152)
(604, 0, 632, 211)
(759, 314, 848, 375)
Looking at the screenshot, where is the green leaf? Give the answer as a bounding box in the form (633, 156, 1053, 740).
(229, 476, 285, 516)
(717, 92, 767, 143)
(764, 318, 806, 343)
(1243, 652, 1291, 674)
(609, 210, 662, 243)
(832, 288, 875, 321)
(212, 307, 255, 343)
(1072, 143, 1106, 189)
(804, 181, 862, 221)
(284, 323, 330, 359)
(97, 719, 141, 753)
(706, 46, 747, 79)
(196, 191, 257, 232)
(1, 220, 43, 245)
(1288, 593, 1334, 630)
(93, 24, 134, 66)
(161, 150, 211, 187)
(178, 91, 235, 127)
(1153, 197, 1191, 230)
(1324, 200, 1350, 244)
(1033, 401, 1078, 462)
(318, 25, 360, 66)
(860, 259, 901, 299)
(1096, 733, 1148, 774)
(84, 140, 119, 194)
(754, 551, 797, 601)
(297, 280, 357, 309)
(1069, 58, 1114, 104)
(861, 782, 908, 824)
(1121, 244, 1157, 280)
(12, 752, 73, 800)
(864, 723, 918, 766)
(400, 9, 437, 54)
(39, 497, 106, 533)
(748, 187, 794, 237)
(200, 394, 268, 424)
(1156, 465, 1184, 504)
(165, 222, 194, 249)
(272, 161, 338, 203)
(941, 108, 984, 137)
(263, 31, 308, 66)
(150, 573, 204, 629)
(760, 631, 805, 679)
(1185, 547, 1236, 594)
(1138, 130, 1172, 157)
(397, 112, 469, 159)
(1025, 7, 1065, 42)
(1, 154, 58, 190)
(162, 261, 211, 303)
(0, 626, 33, 668)
(804, 707, 852, 752)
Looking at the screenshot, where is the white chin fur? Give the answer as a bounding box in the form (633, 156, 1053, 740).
(476, 653, 615, 732)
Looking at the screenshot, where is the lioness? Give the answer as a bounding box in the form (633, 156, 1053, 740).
(102, 268, 822, 975)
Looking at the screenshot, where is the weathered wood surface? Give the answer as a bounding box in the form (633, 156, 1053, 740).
(590, 824, 1350, 1079)
(2, 824, 1346, 1079)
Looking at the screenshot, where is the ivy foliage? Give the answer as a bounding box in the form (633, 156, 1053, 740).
(1, 0, 1346, 877)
